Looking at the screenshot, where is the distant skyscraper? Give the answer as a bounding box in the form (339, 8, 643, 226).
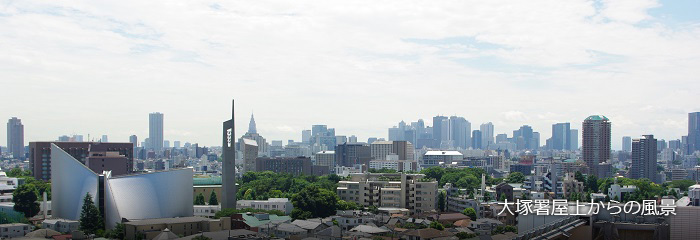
(569, 129, 578, 151)
(657, 139, 666, 152)
(129, 135, 138, 147)
(174, 141, 181, 148)
(630, 135, 658, 183)
(622, 136, 632, 152)
(335, 142, 371, 167)
(302, 130, 311, 143)
(551, 123, 571, 150)
(432, 116, 448, 148)
(58, 135, 70, 142)
(240, 138, 259, 173)
(6, 117, 24, 159)
(164, 140, 170, 148)
(472, 130, 482, 149)
(513, 125, 535, 150)
(668, 139, 681, 150)
(149, 112, 164, 151)
(72, 135, 84, 142)
(480, 122, 494, 149)
(582, 115, 611, 177)
(688, 112, 700, 154)
(101, 135, 108, 143)
(248, 113, 257, 134)
(349, 135, 358, 143)
(449, 116, 471, 149)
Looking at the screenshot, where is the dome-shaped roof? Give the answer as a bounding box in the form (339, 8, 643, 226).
(585, 115, 609, 121)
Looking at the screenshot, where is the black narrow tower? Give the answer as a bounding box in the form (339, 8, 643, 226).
(221, 99, 236, 209)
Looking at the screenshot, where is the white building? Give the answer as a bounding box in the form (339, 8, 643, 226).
(688, 184, 700, 206)
(608, 184, 637, 201)
(194, 205, 220, 217)
(422, 151, 463, 168)
(0, 223, 33, 238)
(315, 151, 336, 167)
(369, 160, 418, 172)
(236, 198, 294, 215)
(42, 219, 79, 233)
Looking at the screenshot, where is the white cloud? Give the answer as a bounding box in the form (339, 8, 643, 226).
(0, 0, 698, 150)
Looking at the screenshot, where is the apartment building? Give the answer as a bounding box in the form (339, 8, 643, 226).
(336, 173, 437, 215)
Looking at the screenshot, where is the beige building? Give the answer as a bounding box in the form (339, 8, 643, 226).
(124, 216, 231, 240)
(193, 185, 221, 203)
(337, 173, 437, 215)
(240, 138, 259, 173)
(315, 150, 335, 167)
(370, 141, 414, 161)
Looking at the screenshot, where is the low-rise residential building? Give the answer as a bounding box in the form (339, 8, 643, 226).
(229, 213, 292, 232)
(332, 210, 375, 231)
(236, 198, 294, 215)
(41, 218, 79, 233)
(194, 205, 220, 218)
(0, 223, 33, 238)
(337, 173, 438, 215)
(124, 216, 231, 240)
(369, 159, 418, 172)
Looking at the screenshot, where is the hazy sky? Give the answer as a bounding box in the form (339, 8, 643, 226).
(2, 0, 699, 150)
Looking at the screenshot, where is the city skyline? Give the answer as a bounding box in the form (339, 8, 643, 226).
(2, 1, 700, 149)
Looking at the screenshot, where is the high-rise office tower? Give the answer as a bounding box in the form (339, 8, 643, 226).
(582, 115, 611, 177)
(240, 138, 259, 173)
(480, 122, 494, 149)
(551, 123, 571, 150)
(241, 114, 269, 156)
(302, 130, 312, 143)
(622, 136, 632, 152)
(164, 140, 170, 149)
(688, 112, 700, 154)
(449, 116, 471, 149)
(248, 113, 257, 134)
(668, 139, 681, 150)
(513, 125, 535, 150)
(174, 141, 181, 148)
(432, 116, 448, 148)
(370, 141, 414, 161)
(570, 129, 578, 151)
(472, 130, 482, 149)
(6, 117, 24, 159)
(630, 135, 658, 183)
(129, 135, 138, 147)
(101, 135, 108, 143)
(349, 135, 358, 143)
(58, 135, 70, 142)
(149, 112, 164, 151)
(657, 139, 666, 152)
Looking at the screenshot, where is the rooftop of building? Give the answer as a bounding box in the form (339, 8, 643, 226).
(425, 151, 463, 156)
(585, 115, 609, 121)
(123, 216, 213, 226)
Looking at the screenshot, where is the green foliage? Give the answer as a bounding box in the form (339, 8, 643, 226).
(367, 205, 379, 214)
(194, 193, 206, 205)
(104, 223, 125, 240)
(236, 171, 339, 201)
(6, 168, 32, 178)
(369, 168, 397, 173)
(208, 192, 218, 205)
(12, 184, 39, 218)
(506, 172, 525, 183)
(337, 200, 360, 211)
(421, 167, 489, 194)
(492, 225, 517, 235)
(499, 194, 507, 201)
(586, 175, 599, 193)
(663, 180, 695, 191)
(192, 235, 212, 240)
(213, 208, 285, 219)
(291, 185, 338, 219)
(429, 221, 444, 230)
(462, 207, 477, 220)
(79, 193, 104, 235)
(574, 171, 585, 183)
(456, 232, 478, 239)
(438, 191, 446, 212)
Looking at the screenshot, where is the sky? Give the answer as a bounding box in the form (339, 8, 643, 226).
(1, 0, 699, 150)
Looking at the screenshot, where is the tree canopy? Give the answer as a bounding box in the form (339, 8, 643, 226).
(12, 184, 39, 218)
(79, 193, 103, 235)
(194, 193, 206, 205)
(290, 185, 338, 219)
(506, 172, 525, 183)
(208, 192, 218, 205)
(462, 207, 477, 220)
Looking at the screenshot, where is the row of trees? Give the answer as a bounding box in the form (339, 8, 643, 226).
(194, 192, 218, 205)
(421, 167, 502, 192)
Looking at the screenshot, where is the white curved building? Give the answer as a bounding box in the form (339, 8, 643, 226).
(50, 144, 193, 229)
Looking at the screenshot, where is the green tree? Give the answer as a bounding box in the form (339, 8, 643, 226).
(437, 191, 446, 212)
(462, 207, 477, 220)
(420, 167, 446, 182)
(429, 221, 444, 230)
(208, 192, 218, 205)
(586, 175, 599, 193)
(492, 225, 517, 235)
(290, 185, 338, 219)
(575, 171, 585, 183)
(337, 200, 359, 211)
(192, 235, 212, 240)
(79, 193, 103, 235)
(194, 193, 206, 205)
(499, 194, 507, 202)
(12, 184, 39, 218)
(506, 172, 525, 183)
(105, 223, 125, 240)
